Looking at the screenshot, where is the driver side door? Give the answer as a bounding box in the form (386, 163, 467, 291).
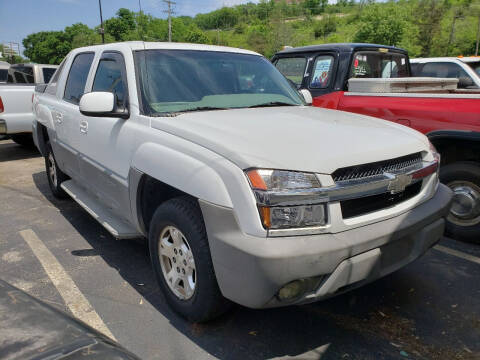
(77, 51, 137, 221)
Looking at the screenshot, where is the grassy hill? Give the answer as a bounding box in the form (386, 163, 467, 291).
(21, 0, 480, 64)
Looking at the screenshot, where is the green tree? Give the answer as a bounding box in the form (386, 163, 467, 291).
(104, 8, 137, 41)
(353, 4, 406, 46)
(414, 0, 451, 56)
(314, 15, 337, 39)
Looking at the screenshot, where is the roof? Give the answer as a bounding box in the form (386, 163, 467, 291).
(71, 41, 262, 57)
(411, 57, 480, 63)
(275, 43, 408, 55)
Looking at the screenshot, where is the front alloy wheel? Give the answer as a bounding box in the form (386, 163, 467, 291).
(148, 196, 231, 322)
(158, 226, 196, 300)
(440, 161, 480, 243)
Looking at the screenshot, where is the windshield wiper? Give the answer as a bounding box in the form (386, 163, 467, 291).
(248, 102, 297, 108)
(174, 106, 230, 113)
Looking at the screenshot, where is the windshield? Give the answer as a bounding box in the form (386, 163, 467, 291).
(467, 61, 480, 77)
(0, 69, 7, 83)
(350, 51, 409, 78)
(136, 50, 304, 115)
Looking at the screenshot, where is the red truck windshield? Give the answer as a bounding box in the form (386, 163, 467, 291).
(350, 51, 409, 78)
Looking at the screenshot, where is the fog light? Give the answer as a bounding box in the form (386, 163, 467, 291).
(278, 280, 305, 301)
(277, 277, 323, 301)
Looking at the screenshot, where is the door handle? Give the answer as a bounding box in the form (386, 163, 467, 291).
(80, 120, 88, 134)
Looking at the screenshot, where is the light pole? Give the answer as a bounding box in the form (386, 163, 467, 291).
(98, 0, 105, 44)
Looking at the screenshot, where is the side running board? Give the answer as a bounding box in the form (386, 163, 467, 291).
(61, 180, 141, 239)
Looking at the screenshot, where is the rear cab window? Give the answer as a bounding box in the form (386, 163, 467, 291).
(63, 52, 95, 105)
(42, 67, 57, 84)
(350, 50, 409, 79)
(8, 65, 34, 83)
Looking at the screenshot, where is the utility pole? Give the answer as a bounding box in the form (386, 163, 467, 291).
(98, 0, 105, 44)
(163, 0, 176, 42)
(446, 10, 463, 56)
(476, 15, 480, 56)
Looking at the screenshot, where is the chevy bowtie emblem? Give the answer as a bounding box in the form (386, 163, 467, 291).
(386, 173, 412, 194)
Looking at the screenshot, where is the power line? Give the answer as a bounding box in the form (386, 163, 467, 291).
(163, 0, 176, 42)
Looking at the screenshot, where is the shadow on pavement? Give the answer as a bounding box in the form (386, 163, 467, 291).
(0, 140, 40, 162)
(31, 170, 479, 360)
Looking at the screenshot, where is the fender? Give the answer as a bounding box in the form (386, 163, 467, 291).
(427, 130, 480, 142)
(130, 142, 234, 209)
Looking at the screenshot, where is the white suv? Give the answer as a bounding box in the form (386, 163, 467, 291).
(33, 42, 452, 322)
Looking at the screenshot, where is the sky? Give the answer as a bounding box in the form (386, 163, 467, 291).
(0, 0, 259, 55)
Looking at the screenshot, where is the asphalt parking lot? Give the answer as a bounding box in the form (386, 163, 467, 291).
(0, 138, 479, 360)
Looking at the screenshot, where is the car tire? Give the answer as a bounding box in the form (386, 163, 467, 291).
(148, 196, 231, 322)
(45, 142, 69, 199)
(11, 134, 34, 148)
(440, 161, 480, 244)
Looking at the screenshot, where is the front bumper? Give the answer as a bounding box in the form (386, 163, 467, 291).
(200, 183, 452, 308)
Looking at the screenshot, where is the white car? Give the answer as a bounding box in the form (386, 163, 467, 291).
(411, 57, 480, 89)
(0, 63, 58, 146)
(33, 42, 452, 322)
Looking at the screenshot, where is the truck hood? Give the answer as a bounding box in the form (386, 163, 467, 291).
(150, 106, 429, 174)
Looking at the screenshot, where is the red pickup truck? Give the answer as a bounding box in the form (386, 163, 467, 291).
(272, 43, 480, 242)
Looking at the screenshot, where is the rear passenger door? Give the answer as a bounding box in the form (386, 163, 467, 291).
(53, 52, 95, 180)
(77, 51, 135, 221)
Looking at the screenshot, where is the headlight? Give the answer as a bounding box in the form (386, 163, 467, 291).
(246, 169, 327, 230)
(429, 141, 440, 163)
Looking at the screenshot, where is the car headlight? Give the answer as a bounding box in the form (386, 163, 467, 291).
(429, 141, 440, 164)
(246, 169, 327, 230)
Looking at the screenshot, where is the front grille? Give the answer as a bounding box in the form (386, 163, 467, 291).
(332, 152, 423, 182)
(341, 181, 422, 219)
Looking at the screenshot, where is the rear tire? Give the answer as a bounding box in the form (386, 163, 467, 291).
(45, 142, 69, 199)
(148, 196, 231, 322)
(440, 161, 480, 244)
(11, 134, 34, 148)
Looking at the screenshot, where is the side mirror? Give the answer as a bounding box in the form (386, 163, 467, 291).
(458, 77, 475, 89)
(299, 89, 313, 105)
(79, 92, 129, 119)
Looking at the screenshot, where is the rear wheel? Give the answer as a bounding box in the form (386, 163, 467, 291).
(440, 161, 480, 243)
(148, 196, 231, 322)
(45, 142, 69, 199)
(11, 134, 34, 147)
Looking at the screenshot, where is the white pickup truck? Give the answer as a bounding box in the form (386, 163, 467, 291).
(411, 57, 480, 89)
(0, 63, 58, 145)
(33, 42, 452, 322)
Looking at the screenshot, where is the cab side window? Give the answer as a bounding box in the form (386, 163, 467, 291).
(419, 62, 474, 89)
(310, 56, 334, 88)
(275, 57, 307, 87)
(92, 52, 127, 108)
(63, 52, 94, 105)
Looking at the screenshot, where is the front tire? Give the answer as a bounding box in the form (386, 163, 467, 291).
(440, 161, 480, 243)
(45, 142, 69, 199)
(148, 196, 231, 322)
